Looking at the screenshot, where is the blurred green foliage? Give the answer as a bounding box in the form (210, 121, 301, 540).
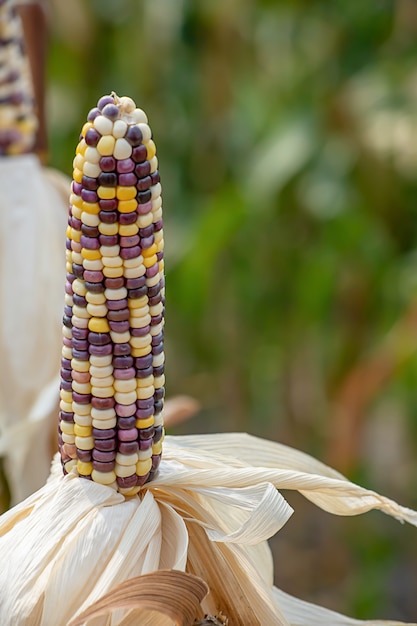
(47, 0, 417, 620)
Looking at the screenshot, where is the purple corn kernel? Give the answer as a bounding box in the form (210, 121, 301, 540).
(154, 219, 163, 232)
(105, 277, 124, 289)
(99, 198, 118, 212)
(113, 343, 131, 356)
(119, 211, 138, 225)
(121, 246, 140, 260)
(82, 224, 100, 237)
(84, 281, 105, 293)
(116, 474, 137, 488)
(125, 276, 146, 289)
(118, 416, 136, 429)
(81, 189, 98, 203)
(93, 425, 117, 438)
(72, 181, 82, 195)
(72, 349, 89, 360)
(61, 368, 72, 381)
(132, 144, 147, 163)
(94, 438, 117, 451)
(135, 354, 153, 369)
(82, 175, 99, 190)
(129, 286, 147, 298)
(72, 392, 91, 404)
(113, 355, 133, 369)
(138, 424, 155, 438)
(136, 407, 154, 419)
(109, 320, 130, 333)
(140, 235, 154, 249)
(97, 95, 115, 110)
(137, 200, 152, 215)
(135, 161, 151, 178)
(72, 338, 88, 351)
(102, 103, 119, 121)
(139, 225, 154, 238)
(89, 343, 112, 356)
(80, 236, 100, 251)
(60, 380, 72, 391)
(108, 308, 130, 322)
(152, 343, 164, 356)
(113, 366, 136, 380)
(117, 158, 135, 173)
(136, 366, 153, 378)
(88, 332, 111, 346)
(151, 313, 163, 326)
(150, 171, 160, 185)
(99, 156, 116, 172)
(118, 441, 139, 455)
(120, 235, 139, 248)
(72, 327, 88, 340)
(146, 264, 159, 278)
(61, 357, 72, 369)
(137, 190, 152, 204)
(83, 269, 103, 282)
(87, 107, 101, 122)
(115, 403, 137, 418)
(154, 387, 165, 401)
(92, 397, 115, 410)
(136, 472, 151, 486)
(138, 438, 153, 450)
(100, 234, 119, 246)
(151, 454, 161, 472)
(153, 364, 164, 377)
(77, 449, 92, 462)
(125, 125, 143, 146)
(92, 460, 115, 472)
(59, 410, 74, 422)
(85, 128, 101, 148)
(154, 400, 163, 414)
(98, 172, 117, 187)
(72, 264, 84, 278)
(137, 175, 152, 191)
(131, 326, 151, 337)
(92, 449, 116, 462)
(118, 172, 137, 186)
(99, 210, 118, 224)
(107, 298, 128, 311)
(137, 398, 154, 409)
(153, 425, 164, 443)
(117, 428, 138, 442)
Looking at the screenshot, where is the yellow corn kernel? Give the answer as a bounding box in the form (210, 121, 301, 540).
(60, 421, 75, 435)
(118, 199, 137, 213)
(119, 224, 138, 236)
(131, 345, 152, 358)
(152, 441, 163, 455)
(97, 186, 116, 200)
(92, 469, 116, 485)
(82, 201, 100, 215)
(81, 122, 93, 137)
(88, 317, 110, 333)
(73, 168, 83, 183)
(74, 424, 93, 437)
(136, 416, 154, 430)
(81, 248, 102, 260)
(128, 296, 148, 309)
(77, 460, 93, 475)
(142, 243, 158, 257)
(117, 186, 136, 200)
(143, 254, 157, 268)
(145, 140, 156, 160)
(136, 458, 152, 476)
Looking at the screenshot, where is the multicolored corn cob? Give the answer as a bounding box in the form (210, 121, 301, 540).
(59, 93, 165, 496)
(0, 0, 37, 155)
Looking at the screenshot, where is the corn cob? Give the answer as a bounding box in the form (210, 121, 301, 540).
(59, 93, 164, 495)
(0, 0, 37, 155)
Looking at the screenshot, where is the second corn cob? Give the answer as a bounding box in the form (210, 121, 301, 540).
(59, 93, 164, 495)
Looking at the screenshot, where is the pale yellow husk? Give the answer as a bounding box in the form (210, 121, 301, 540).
(0, 432, 416, 625)
(0, 154, 68, 504)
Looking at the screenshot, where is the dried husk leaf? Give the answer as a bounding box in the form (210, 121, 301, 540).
(1, 433, 417, 625)
(0, 155, 68, 505)
(67, 570, 208, 626)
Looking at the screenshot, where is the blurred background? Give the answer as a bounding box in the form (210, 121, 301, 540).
(11, 0, 417, 620)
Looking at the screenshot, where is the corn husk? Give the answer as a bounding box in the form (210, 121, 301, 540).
(0, 154, 68, 504)
(1, 432, 416, 625)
